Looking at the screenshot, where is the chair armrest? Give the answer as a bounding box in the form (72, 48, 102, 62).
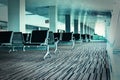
(72, 36, 75, 40)
(54, 37, 58, 41)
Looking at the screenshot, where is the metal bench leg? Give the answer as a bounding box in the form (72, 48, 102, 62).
(23, 46, 25, 51)
(44, 45, 50, 59)
(12, 46, 16, 51)
(54, 42, 58, 53)
(72, 40, 75, 49)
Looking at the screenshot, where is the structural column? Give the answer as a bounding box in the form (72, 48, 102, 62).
(83, 11, 87, 34)
(87, 26, 90, 34)
(80, 11, 84, 34)
(84, 25, 87, 34)
(49, 6, 57, 32)
(74, 19, 78, 33)
(80, 22, 83, 34)
(87, 26, 89, 34)
(78, 12, 81, 33)
(8, 0, 25, 32)
(90, 28, 92, 35)
(65, 14, 71, 32)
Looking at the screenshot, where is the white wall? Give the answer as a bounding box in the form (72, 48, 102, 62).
(107, 5, 120, 80)
(26, 14, 49, 28)
(107, 5, 120, 51)
(57, 21, 65, 30)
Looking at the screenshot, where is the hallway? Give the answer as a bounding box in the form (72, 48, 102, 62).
(0, 42, 110, 80)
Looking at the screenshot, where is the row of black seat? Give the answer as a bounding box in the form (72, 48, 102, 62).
(81, 34, 93, 42)
(54, 32, 75, 48)
(54, 33, 93, 42)
(0, 30, 75, 59)
(0, 30, 93, 59)
(23, 32, 92, 44)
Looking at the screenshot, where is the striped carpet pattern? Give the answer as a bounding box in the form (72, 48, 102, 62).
(0, 42, 110, 80)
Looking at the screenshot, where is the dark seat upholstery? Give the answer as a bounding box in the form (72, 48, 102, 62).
(31, 30, 47, 43)
(81, 34, 86, 42)
(81, 34, 91, 42)
(0, 31, 13, 45)
(91, 35, 93, 40)
(24, 30, 49, 59)
(54, 33, 61, 41)
(62, 33, 72, 41)
(23, 33, 31, 43)
(60, 32, 75, 48)
(23, 33, 28, 43)
(73, 33, 80, 40)
(12, 32, 25, 51)
(86, 34, 91, 42)
(0, 31, 13, 52)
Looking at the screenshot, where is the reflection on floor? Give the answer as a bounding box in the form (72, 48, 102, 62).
(0, 42, 110, 80)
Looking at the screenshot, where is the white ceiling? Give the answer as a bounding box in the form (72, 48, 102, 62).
(0, 0, 116, 28)
(26, 0, 119, 11)
(57, 0, 115, 11)
(25, 0, 115, 29)
(0, 0, 118, 15)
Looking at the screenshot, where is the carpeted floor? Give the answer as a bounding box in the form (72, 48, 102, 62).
(0, 42, 110, 80)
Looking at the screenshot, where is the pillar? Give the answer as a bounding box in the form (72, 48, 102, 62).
(8, 0, 25, 32)
(65, 14, 71, 32)
(80, 22, 83, 34)
(74, 19, 78, 33)
(87, 26, 89, 34)
(49, 6, 57, 32)
(80, 11, 84, 34)
(83, 11, 87, 34)
(78, 12, 81, 33)
(84, 25, 87, 34)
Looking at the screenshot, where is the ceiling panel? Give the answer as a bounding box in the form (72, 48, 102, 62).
(0, 0, 114, 29)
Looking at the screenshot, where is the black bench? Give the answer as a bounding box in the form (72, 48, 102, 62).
(24, 30, 49, 59)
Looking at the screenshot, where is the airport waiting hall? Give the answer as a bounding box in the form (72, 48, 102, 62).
(0, 0, 120, 80)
